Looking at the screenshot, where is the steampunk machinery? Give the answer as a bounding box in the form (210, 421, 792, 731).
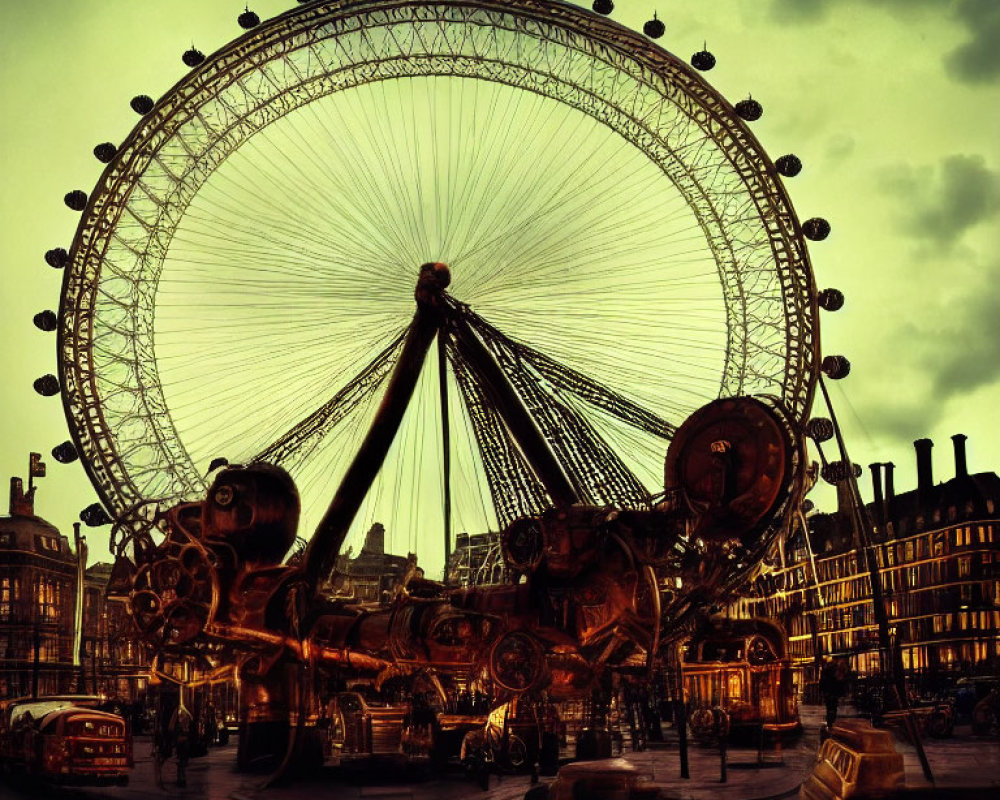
(119, 264, 807, 770)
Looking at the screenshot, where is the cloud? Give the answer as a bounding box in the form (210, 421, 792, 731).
(769, 0, 831, 23)
(881, 154, 1000, 247)
(922, 271, 1000, 397)
(867, 256, 1000, 418)
(824, 134, 856, 164)
(947, 0, 1000, 83)
(767, 0, 1000, 85)
(849, 265, 1000, 451)
(852, 391, 939, 443)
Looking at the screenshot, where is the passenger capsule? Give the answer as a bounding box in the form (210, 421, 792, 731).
(821, 354, 851, 379)
(238, 9, 261, 29)
(64, 190, 87, 211)
(33, 374, 60, 396)
(643, 13, 665, 39)
(130, 95, 155, 115)
(93, 142, 117, 163)
(775, 154, 802, 177)
(735, 97, 763, 121)
(691, 49, 716, 71)
(182, 48, 205, 67)
(592, 0, 614, 14)
(818, 288, 845, 311)
(33, 310, 58, 331)
(52, 441, 79, 464)
(45, 248, 69, 269)
(803, 217, 832, 241)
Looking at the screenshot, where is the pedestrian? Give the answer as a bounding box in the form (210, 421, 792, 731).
(169, 704, 194, 787)
(819, 658, 847, 729)
(204, 701, 219, 747)
(152, 709, 172, 789)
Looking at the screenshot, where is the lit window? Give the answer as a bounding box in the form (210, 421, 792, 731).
(0, 577, 11, 617)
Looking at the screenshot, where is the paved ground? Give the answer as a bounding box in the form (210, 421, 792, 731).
(3, 705, 1000, 800)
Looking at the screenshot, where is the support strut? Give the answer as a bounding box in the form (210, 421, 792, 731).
(303, 265, 448, 593)
(439, 330, 453, 572)
(448, 303, 579, 507)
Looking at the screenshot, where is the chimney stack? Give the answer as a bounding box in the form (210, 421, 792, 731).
(914, 438, 934, 504)
(884, 462, 896, 520)
(869, 462, 885, 527)
(951, 434, 968, 479)
(8, 477, 34, 517)
(869, 462, 884, 506)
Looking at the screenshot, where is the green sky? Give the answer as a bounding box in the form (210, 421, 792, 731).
(1, 0, 998, 569)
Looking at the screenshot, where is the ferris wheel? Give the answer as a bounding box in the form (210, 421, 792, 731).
(42, 0, 841, 573)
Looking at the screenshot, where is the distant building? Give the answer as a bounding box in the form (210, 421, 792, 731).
(331, 523, 414, 605)
(732, 434, 1000, 697)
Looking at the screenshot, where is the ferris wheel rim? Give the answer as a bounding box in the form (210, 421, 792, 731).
(57, 0, 819, 532)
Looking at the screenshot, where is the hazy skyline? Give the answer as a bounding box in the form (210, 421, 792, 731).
(1, 0, 998, 567)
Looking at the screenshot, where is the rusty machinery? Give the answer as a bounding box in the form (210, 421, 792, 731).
(116, 266, 805, 772)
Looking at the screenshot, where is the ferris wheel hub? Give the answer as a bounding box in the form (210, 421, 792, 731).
(415, 261, 452, 306)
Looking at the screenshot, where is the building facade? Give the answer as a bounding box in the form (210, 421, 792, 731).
(732, 434, 1000, 697)
(81, 562, 149, 701)
(0, 468, 148, 701)
(0, 475, 81, 697)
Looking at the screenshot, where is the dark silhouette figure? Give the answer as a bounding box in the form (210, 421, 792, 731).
(169, 706, 194, 787)
(819, 658, 849, 729)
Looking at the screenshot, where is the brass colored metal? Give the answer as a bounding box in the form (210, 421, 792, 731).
(799, 719, 904, 800)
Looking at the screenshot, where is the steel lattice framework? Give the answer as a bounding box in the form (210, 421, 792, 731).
(58, 0, 819, 537)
